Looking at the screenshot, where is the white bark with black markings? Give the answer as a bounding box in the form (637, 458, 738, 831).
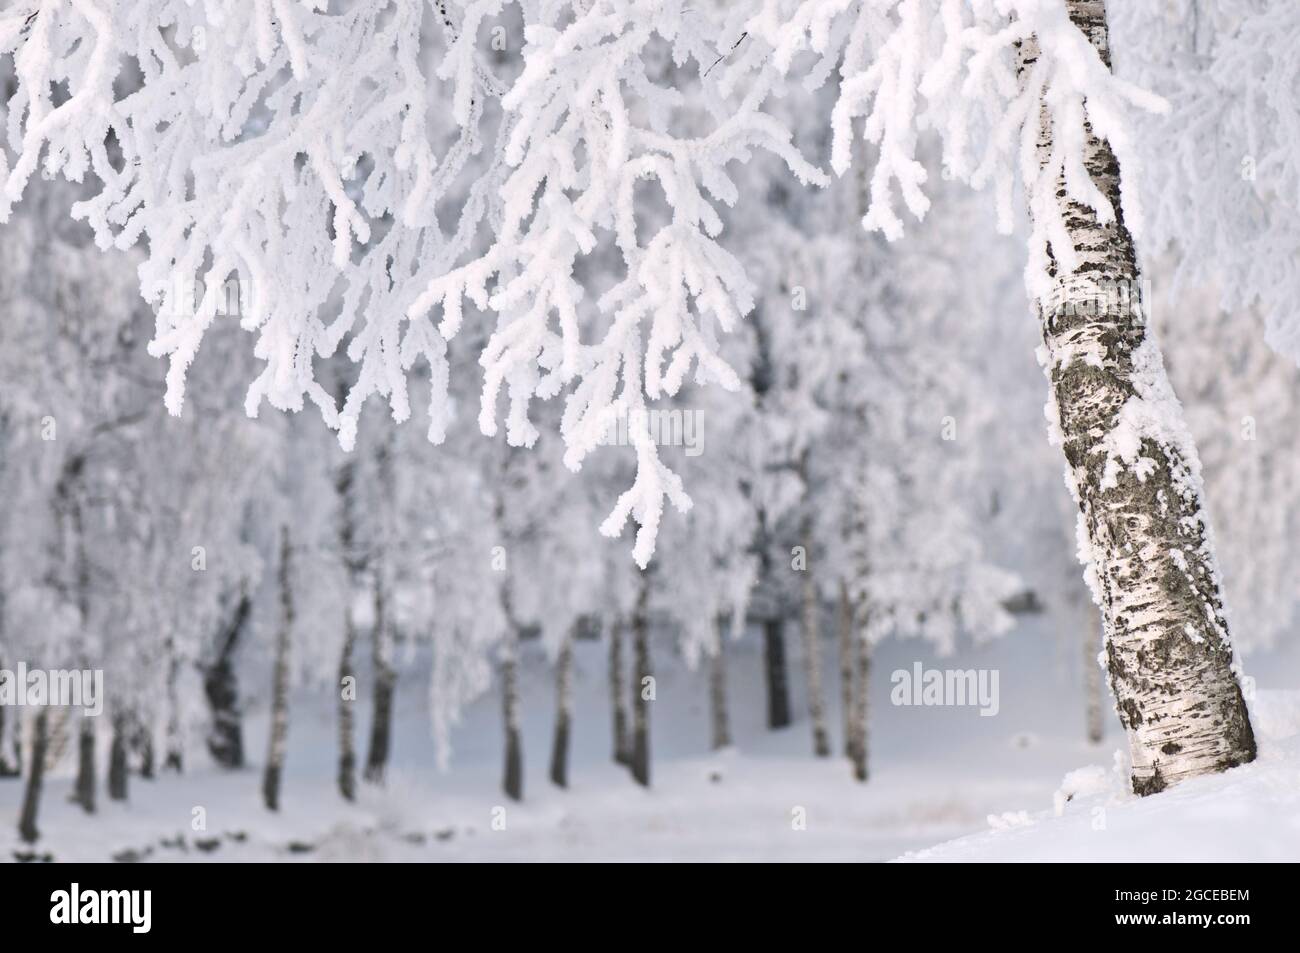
(1022, 0, 1255, 793)
(799, 524, 830, 757)
(262, 528, 294, 812)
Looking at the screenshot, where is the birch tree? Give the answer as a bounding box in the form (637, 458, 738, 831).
(548, 630, 574, 788)
(1107, 0, 1300, 657)
(261, 526, 294, 813)
(740, 0, 1256, 793)
(0, 0, 1265, 795)
(1016, 2, 1254, 790)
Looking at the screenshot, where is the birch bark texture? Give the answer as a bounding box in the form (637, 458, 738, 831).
(849, 631, 869, 783)
(838, 581, 854, 758)
(335, 457, 361, 801)
(262, 528, 294, 812)
(1022, 0, 1255, 793)
(799, 524, 831, 757)
(364, 437, 398, 785)
(337, 609, 358, 801)
(608, 618, 630, 765)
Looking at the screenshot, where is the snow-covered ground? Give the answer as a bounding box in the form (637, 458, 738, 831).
(3, 613, 1297, 862)
(902, 691, 1300, 862)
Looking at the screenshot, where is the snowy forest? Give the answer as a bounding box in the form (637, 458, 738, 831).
(0, 0, 1298, 864)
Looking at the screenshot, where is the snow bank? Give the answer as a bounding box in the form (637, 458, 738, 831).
(896, 691, 1300, 862)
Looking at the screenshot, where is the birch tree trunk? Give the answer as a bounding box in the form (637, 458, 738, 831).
(363, 575, 395, 784)
(365, 434, 398, 785)
(0, 706, 14, 778)
(262, 528, 293, 812)
(108, 712, 129, 802)
(17, 709, 48, 844)
(335, 456, 361, 800)
(43, 706, 72, 773)
(709, 617, 732, 751)
(203, 589, 250, 769)
(500, 624, 523, 802)
(1085, 607, 1106, 744)
(72, 715, 95, 814)
(133, 718, 154, 780)
(549, 632, 573, 789)
(753, 510, 791, 732)
(1021, 0, 1255, 793)
(799, 521, 831, 757)
(629, 575, 652, 787)
(0, 433, 9, 780)
(850, 634, 870, 783)
(608, 617, 630, 765)
(66, 471, 95, 813)
(0, 654, 17, 778)
(337, 608, 358, 801)
(162, 640, 184, 773)
(838, 581, 854, 757)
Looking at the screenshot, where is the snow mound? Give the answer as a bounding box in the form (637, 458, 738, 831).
(895, 691, 1300, 862)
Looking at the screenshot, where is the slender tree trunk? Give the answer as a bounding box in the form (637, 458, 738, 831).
(133, 717, 155, 780)
(800, 524, 831, 756)
(501, 626, 523, 802)
(609, 617, 630, 765)
(162, 644, 184, 773)
(549, 633, 573, 788)
(763, 616, 791, 730)
(108, 712, 129, 802)
(630, 576, 652, 787)
(1085, 607, 1106, 744)
(838, 581, 854, 757)
(43, 706, 72, 773)
(0, 655, 17, 778)
(364, 435, 397, 785)
(72, 715, 95, 814)
(337, 607, 358, 801)
(0, 583, 10, 777)
(752, 511, 791, 732)
(0, 708, 15, 778)
(0, 423, 8, 779)
(61, 466, 96, 812)
(262, 528, 293, 812)
(335, 456, 361, 800)
(850, 635, 870, 783)
(363, 577, 395, 785)
(1020, 1, 1255, 793)
(709, 618, 732, 751)
(203, 590, 250, 769)
(18, 710, 48, 844)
